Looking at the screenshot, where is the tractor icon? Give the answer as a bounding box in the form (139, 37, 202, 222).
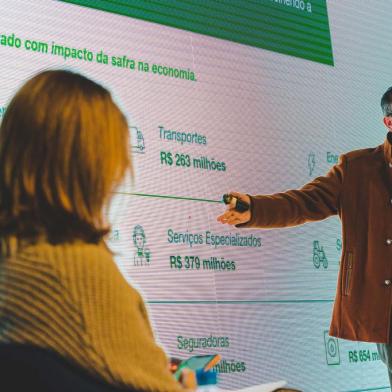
(313, 240, 328, 269)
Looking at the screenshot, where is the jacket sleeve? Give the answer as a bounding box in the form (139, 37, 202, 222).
(240, 154, 346, 229)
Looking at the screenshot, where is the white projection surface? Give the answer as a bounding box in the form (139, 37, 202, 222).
(1, 1, 392, 391)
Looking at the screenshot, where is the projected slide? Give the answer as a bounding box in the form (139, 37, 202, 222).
(0, 1, 391, 390)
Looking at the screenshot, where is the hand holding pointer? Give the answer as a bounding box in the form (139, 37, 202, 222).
(217, 192, 251, 226)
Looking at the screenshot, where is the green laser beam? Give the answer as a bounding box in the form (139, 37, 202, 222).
(147, 299, 334, 305)
(115, 191, 223, 204)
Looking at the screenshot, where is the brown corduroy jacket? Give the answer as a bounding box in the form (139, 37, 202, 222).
(242, 135, 392, 343)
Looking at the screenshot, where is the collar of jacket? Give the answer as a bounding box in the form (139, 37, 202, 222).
(384, 132, 392, 167)
(383, 132, 392, 190)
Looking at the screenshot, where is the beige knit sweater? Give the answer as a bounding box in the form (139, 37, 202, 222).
(0, 237, 183, 391)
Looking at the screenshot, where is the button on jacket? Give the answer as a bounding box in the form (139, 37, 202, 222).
(241, 135, 392, 343)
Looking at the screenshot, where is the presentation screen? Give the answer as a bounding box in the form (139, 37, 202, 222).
(0, 1, 391, 390)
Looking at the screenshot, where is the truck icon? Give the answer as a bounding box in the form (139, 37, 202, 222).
(313, 240, 328, 269)
(130, 126, 145, 154)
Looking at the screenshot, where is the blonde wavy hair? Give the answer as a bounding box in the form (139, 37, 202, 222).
(0, 70, 131, 243)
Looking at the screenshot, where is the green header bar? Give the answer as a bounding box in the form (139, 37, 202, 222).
(60, 0, 334, 66)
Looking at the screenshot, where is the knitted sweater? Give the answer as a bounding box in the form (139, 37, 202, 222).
(0, 238, 183, 392)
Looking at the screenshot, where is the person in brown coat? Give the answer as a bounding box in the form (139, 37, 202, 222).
(217, 87, 392, 386)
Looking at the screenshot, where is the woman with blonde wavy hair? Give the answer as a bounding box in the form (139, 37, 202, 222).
(0, 70, 192, 391)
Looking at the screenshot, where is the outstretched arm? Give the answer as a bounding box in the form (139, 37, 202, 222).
(217, 155, 346, 228)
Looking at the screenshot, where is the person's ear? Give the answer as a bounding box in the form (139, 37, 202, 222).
(384, 116, 392, 131)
